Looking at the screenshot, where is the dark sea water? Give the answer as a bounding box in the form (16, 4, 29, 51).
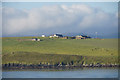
(2, 68, 118, 78)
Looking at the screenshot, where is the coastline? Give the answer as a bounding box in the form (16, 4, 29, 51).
(2, 63, 119, 70)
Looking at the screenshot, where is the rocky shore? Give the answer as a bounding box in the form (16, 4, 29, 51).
(2, 63, 119, 69)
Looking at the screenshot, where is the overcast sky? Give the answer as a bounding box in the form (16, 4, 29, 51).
(2, 2, 118, 38)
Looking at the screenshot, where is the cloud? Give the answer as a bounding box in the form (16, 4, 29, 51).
(2, 4, 117, 36)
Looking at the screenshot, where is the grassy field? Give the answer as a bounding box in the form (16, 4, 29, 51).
(2, 37, 118, 65)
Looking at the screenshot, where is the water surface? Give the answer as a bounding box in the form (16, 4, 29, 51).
(2, 68, 118, 78)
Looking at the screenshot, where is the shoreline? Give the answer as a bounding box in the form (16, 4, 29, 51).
(2, 64, 119, 70)
(3, 67, 119, 72)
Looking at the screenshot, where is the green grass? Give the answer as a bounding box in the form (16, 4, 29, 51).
(2, 37, 118, 65)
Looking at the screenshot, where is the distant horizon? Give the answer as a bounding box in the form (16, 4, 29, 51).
(2, 32, 118, 39)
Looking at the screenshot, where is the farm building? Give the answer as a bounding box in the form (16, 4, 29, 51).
(49, 34, 63, 38)
(54, 34, 63, 37)
(76, 35, 83, 39)
(76, 35, 91, 39)
(42, 35, 45, 37)
(49, 35, 53, 38)
(82, 35, 91, 39)
(71, 36, 76, 39)
(62, 36, 68, 39)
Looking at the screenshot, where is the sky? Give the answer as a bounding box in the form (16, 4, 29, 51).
(2, 2, 118, 38)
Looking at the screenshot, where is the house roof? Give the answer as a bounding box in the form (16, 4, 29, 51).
(55, 34, 63, 37)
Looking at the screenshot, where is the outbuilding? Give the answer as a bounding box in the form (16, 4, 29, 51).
(42, 35, 45, 37)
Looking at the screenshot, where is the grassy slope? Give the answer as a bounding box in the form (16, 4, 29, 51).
(2, 37, 118, 65)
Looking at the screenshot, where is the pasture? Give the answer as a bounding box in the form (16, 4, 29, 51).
(2, 37, 118, 65)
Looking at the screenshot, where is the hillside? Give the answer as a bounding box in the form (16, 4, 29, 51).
(2, 37, 118, 67)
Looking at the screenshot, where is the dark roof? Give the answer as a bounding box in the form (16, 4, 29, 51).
(80, 35, 86, 37)
(55, 34, 63, 37)
(81, 35, 91, 38)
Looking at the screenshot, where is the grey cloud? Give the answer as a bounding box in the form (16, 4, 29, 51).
(2, 4, 117, 37)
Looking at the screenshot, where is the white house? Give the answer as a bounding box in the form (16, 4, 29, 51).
(49, 36, 53, 38)
(42, 35, 45, 37)
(49, 34, 63, 38)
(76, 35, 83, 38)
